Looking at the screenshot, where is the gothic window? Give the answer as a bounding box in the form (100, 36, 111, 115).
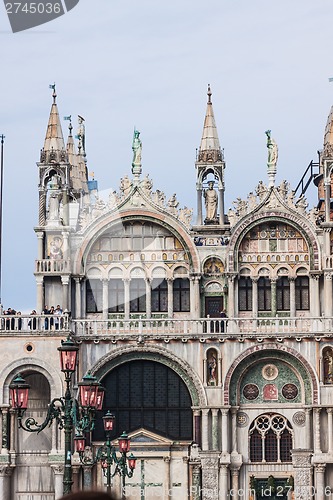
(130, 279, 146, 312)
(295, 276, 309, 310)
(94, 360, 193, 441)
(86, 279, 103, 313)
(277, 277, 290, 311)
(258, 277, 271, 311)
(173, 278, 190, 312)
(108, 279, 124, 313)
(249, 414, 293, 463)
(151, 279, 168, 312)
(238, 277, 253, 311)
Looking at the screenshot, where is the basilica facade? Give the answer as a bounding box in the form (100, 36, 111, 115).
(1, 86, 333, 499)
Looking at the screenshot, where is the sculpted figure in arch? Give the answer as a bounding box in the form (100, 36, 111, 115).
(204, 181, 218, 221)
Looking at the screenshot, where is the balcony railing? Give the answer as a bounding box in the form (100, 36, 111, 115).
(1, 315, 332, 341)
(35, 259, 71, 274)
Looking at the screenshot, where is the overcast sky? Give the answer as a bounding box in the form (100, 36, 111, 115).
(1, 0, 333, 311)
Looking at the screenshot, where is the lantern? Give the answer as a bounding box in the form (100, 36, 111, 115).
(96, 385, 105, 411)
(78, 372, 100, 408)
(103, 411, 115, 433)
(57, 337, 79, 373)
(74, 434, 86, 453)
(118, 431, 130, 453)
(9, 373, 30, 410)
(127, 453, 137, 470)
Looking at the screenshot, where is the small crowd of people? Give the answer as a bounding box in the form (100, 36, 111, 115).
(1, 305, 64, 330)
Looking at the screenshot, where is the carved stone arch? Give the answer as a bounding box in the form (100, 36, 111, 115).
(227, 213, 320, 273)
(224, 343, 319, 405)
(198, 166, 222, 186)
(86, 266, 104, 279)
(74, 210, 200, 276)
(0, 357, 63, 405)
(90, 344, 207, 407)
(41, 167, 65, 188)
(108, 266, 123, 279)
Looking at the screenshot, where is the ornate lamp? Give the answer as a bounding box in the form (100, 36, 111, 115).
(103, 411, 115, 433)
(96, 385, 106, 411)
(74, 434, 86, 453)
(9, 373, 30, 410)
(78, 372, 100, 408)
(127, 453, 137, 471)
(57, 337, 79, 373)
(118, 431, 131, 453)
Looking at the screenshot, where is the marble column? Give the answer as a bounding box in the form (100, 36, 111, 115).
(201, 455, 219, 500)
(1, 407, 9, 454)
(191, 462, 202, 500)
(227, 275, 235, 319)
(190, 276, 200, 319)
(62, 190, 69, 226)
(51, 464, 65, 500)
(327, 408, 333, 454)
(219, 464, 229, 500)
(74, 278, 82, 319)
(324, 179, 330, 223)
(324, 273, 333, 318)
(193, 410, 201, 447)
(231, 408, 238, 454)
(61, 276, 70, 312)
(9, 410, 16, 454)
(252, 278, 258, 318)
(310, 274, 320, 317)
(36, 231, 44, 259)
(304, 408, 312, 451)
(271, 277, 277, 316)
(83, 465, 93, 490)
(36, 275, 44, 314)
(315, 464, 326, 500)
(219, 188, 224, 226)
(164, 456, 171, 494)
(72, 465, 81, 493)
(230, 468, 240, 500)
(102, 279, 108, 320)
(0, 466, 12, 500)
(211, 409, 219, 450)
(289, 277, 296, 317)
(123, 279, 130, 320)
(38, 189, 46, 226)
(145, 278, 151, 319)
(313, 408, 321, 454)
(167, 278, 173, 318)
(221, 409, 229, 454)
(201, 409, 210, 451)
(197, 189, 203, 226)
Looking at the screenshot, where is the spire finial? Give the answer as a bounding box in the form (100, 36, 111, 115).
(49, 83, 57, 104)
(207, 84, 212, 104)
(64, 115, 72, 135)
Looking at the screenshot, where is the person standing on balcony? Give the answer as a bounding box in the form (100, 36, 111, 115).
(54, 304, 63, 330)
(220, 309, 227, 332)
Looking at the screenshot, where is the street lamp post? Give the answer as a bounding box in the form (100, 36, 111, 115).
(74, 411, 136, 498)
(9, 337, 105, 496)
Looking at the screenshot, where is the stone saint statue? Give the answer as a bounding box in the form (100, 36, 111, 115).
(132, 129, 142, 166)
(77, 115, 86, 154)
(265, 130, 278, 168)
(204, 181, 218, 221)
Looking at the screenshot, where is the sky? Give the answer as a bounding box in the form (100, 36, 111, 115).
(0, 0, 333, 311)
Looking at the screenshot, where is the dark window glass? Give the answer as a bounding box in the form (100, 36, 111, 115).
(108, 279, 124, 313)
(151, 279, 168, 312)
(265, 429, 278, 462)
(295, 276, 309, 310)
(94, 360, 193, 441)
(130, 279, 146, 312)
(280, 429, 292, 462)
(258, 277, 271, 311)
(239, 277, 253, 311)
(250, 429, 263, 462)
(86, 279, 102, 313)
(173, 278, 190, 312)
(277, 277, 290, 311)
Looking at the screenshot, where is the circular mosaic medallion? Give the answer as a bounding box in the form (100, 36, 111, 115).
(292, 411, 306, 427)
(282, 383, 298, 400)
(262, 363, 279, 381)
(243, 383, 259, 401)
(237, 412, 249, 427)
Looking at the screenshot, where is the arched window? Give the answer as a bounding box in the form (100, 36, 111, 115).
(277, 277, 290, 311)
(258, 277, 271, 311)
(130, 279, 146, 312)
(238, 277, 252, 311)
(86, 279, 103, 313)
(152, 279, 168, 312)
(173, 278, 190, 312)
(94, 360, 193, 441)
(108, 279, 124, 313)
(295, 276, 309, 310)
(249, 414, 293, 463)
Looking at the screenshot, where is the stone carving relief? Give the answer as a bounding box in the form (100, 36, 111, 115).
(292, 411, 306, 427)
(236, 411, 249, 427)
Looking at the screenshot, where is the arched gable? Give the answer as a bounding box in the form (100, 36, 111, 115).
(224, 343, 319, 405)
(228, 212, 320, 272)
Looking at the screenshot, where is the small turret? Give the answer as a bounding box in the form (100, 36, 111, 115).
(40, 85, 66, 163)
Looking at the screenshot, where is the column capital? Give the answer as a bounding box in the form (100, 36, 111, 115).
(61, 276, 70, 286)
(314, 407, 322, 415)
(50, 464, 65, 474)
(326, 408, 333, 414)
(211, 408, 219, 417)
(315, 464, 326, 473)
(0, 465, 13, 477)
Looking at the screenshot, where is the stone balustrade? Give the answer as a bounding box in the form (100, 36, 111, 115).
(35, 259, 71, 274)
(0, 314, 69, 333)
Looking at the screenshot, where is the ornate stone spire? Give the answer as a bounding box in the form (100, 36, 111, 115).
(66, 120, 80, 191)
(197, 85, 223, 163)
(42, 85, 66, 161)
(323, 106, 333, 158)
